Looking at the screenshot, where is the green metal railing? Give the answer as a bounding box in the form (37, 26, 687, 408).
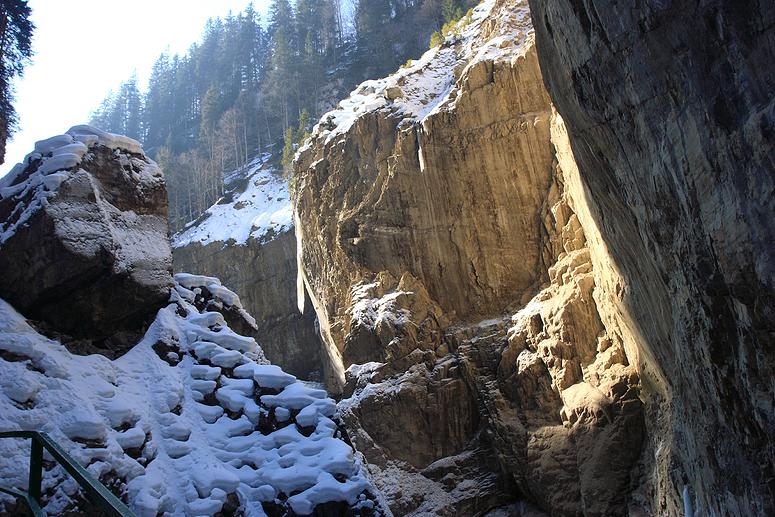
(0, 431, 135, 516)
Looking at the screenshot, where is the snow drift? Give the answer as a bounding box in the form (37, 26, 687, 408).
(0, 274, 382, 516)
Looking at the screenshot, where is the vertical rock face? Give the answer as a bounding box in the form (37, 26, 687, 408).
(174, 231, 321, 379)
(294, 1, 646, 514)
(529, 0, 775, 514)
(0, 125, 172, 355)
(295, 0, 556, 390)
(172, 160, 321, 379)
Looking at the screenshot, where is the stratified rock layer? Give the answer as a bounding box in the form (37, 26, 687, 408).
(529, 0, 775, 514)
(0, 126, 172, 355)
(294, 1, 646, 514)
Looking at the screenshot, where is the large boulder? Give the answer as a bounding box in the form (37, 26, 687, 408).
(0, 125, 172, 355)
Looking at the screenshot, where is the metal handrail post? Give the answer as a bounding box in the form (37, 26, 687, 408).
(0, 431, 135, 516)
(28, 435, 42, 504)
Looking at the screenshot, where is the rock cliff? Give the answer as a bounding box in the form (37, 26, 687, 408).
(0, 125, 172, 356)
(295, 0, 554, 391)
(294, 0, 649, 514)
(528, 0, 775, 514)
(173, 158, 321, 379)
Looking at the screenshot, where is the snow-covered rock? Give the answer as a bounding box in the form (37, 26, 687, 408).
(0, 125, 172, 355)
(172, 157, 321, 380)
(172, 154, 291, 249)
(0, 276, 383, 516)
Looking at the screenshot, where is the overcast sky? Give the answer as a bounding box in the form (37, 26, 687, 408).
(3, 0, 270, 176)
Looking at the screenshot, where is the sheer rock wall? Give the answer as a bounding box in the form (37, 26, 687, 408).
(293, 1, 649, 514)
(528, 0, 775, 513)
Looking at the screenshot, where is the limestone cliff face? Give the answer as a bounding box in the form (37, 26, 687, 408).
(295, 0, 555, 391)
(294, 0, 646, 514)
(529, 0, 775, 514)
(172, 160, 321, 379)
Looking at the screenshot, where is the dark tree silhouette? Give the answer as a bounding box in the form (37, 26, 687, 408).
(0, 0, 34, 164)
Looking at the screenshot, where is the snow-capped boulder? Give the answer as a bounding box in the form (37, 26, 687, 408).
(0, 125, 172, 355)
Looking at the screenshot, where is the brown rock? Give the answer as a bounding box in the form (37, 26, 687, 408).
(0, 126, 172, 355)
(292, 1, 649, 514)
(531, 0, 775, 513)
(385, 86, 404, 100)
(173, 230, 321, 379)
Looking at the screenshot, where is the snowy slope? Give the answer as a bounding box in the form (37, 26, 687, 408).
(0, 276, 381, 516)
(172, 155, 292, 248)
(300, 0, 531, 152)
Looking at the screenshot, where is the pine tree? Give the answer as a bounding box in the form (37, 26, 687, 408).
(355, 0, 392, 71)
(265, 0, 297, 131)
(123, 74, 143, 141)
(144, 53, 174, 153)
(442, 0, 463, 24)
(0, 0, 34, 164)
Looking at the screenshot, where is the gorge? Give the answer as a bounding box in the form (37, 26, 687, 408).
(0, 0, 772, 515)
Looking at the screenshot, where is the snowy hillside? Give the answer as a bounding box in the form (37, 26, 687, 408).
(172, 155, 292, 248)
(302, 0, 531, 150)
(0, 275, 382, 516)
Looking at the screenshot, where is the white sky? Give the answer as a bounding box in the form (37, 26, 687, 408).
(3, 0, 270, 176)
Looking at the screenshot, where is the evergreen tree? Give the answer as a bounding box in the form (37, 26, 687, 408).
(0, 0, 34, 164)
(144, 53, 174, 153)
(122, 74, 143, 141)
(355, 0, 392, 71)
(442, 0, 463, 23)
(265, 0, 297, 131)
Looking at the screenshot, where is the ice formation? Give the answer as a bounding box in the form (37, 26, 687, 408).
(0, 275, 381, 516)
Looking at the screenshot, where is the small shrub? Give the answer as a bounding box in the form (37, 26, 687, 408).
(430, 4, 474, 49)
(429, 30, 444, 48)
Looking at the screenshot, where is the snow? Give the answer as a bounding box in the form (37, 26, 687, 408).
(302, 0, 531, 153)
(174, 273, 257, 330)
(172, 155, 293, 248)
(0, 124, 159, 246)
(349, 281, 414, 332)
(68, 125, 144, 155)
(234, 363, 297, 390)
(0, 276, 382, 516)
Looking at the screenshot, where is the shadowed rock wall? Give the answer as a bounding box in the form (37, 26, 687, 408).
(173, 230, 322, 379)
(528, 0, 775, 513)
